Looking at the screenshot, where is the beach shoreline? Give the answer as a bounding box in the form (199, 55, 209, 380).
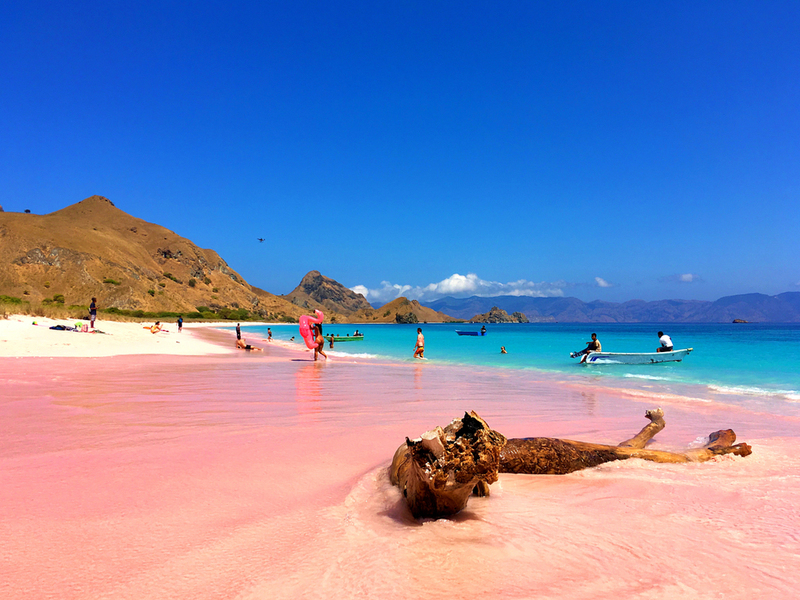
(0, 314, 295, 358)
(2, 315, 799, 598)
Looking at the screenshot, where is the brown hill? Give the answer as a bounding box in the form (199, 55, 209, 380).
(352, 297, 457, 323)
(0, 195, 313, 320)
(282, 270, 372, 315)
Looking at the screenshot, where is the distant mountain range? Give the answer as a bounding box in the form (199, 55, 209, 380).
(422, 292, 800, 323)
(4, 196, 797, 324)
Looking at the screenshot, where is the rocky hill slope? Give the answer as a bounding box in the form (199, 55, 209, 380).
(350, 297, 456, 323)
(282, 270, 372, 316)
(0, 196, 310, 320)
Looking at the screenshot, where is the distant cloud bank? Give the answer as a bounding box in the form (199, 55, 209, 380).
(351, 273, 568, 304)
(351, 271, 713, 304)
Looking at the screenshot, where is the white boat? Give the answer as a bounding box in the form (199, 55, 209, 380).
(576, 348, 693, 365)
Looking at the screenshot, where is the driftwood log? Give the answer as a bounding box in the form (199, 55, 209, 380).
(390, 409, 752, 519)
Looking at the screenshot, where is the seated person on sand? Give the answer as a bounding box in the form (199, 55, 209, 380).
(150, 321, 162, 334)
(572, 333, 601, 362)
(657, 331, 674, 352)
(236, 338, 263, 351)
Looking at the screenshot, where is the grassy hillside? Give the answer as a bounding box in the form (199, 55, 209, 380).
(0, 196, 310, 321)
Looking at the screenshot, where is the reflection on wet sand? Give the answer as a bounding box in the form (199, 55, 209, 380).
(295, 362, 323, 414)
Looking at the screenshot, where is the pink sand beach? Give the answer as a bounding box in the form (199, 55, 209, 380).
(1, 320, 799, 599)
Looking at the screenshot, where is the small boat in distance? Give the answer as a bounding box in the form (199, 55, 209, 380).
(331, 335, 364, 342)
(455, 330, 486, 336)
(573, 348, 693, 365)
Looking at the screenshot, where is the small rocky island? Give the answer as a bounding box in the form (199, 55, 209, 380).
(468, 306, 529, 323)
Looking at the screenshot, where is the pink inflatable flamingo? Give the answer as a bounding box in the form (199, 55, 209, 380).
(298, 310, 324, 349)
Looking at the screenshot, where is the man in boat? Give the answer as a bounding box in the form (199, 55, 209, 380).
(657, 331, 674, 352)
(571, 333, 601, 362)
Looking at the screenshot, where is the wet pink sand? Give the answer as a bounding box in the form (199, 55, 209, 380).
(2, 346, 799, 599)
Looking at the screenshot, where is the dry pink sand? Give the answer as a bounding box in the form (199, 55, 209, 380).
(2, 342, 799, 599)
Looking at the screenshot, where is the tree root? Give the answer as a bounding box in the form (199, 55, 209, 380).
(390, 408, 752, 519)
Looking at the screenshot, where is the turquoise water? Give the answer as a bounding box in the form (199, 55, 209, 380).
(239, 322, 800, 412)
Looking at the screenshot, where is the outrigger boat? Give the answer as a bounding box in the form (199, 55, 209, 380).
(573, 348, 693, 365)
(331, 335, 364, 342)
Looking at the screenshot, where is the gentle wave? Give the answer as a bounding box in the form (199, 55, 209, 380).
(708, 384, 800, 402)
(623, 374, 671, 381)
(328, 351, 380, 359)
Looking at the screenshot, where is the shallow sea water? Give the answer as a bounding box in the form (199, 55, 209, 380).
(1, 346, 799, 599)
(248, 322, 800, 415)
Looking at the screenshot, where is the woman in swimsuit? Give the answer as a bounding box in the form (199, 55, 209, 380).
(313, 324, 327, 361)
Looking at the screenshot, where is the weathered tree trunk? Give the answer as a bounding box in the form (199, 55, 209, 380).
(390, 408, 752, 519)
(389, 412, 506, 519)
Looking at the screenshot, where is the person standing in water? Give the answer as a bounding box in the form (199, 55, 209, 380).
(414, 327, 425, 359)
(313, 323, 327, 361)
(267, 328, 273, 342)
(236, 323, 241, 340)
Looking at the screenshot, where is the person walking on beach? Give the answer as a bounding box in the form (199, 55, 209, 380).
(414, 327, 425, 359)
(89, 297, 97, 329)
(267, 328, 272, 342)
(313, 323, 327, 361)
(657, 331, 674, 352)
(236, 323, 241, 340)
(177, 315, 183, 333)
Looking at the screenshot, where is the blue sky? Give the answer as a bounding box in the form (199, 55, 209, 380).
(2, 1, 798, 304)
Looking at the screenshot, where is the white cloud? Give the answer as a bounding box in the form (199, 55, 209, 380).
(595, 277, 613, 288)
(350, 273, 568, 304)
(659, 273, 703, 284)
(350, 285, 369, 298)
